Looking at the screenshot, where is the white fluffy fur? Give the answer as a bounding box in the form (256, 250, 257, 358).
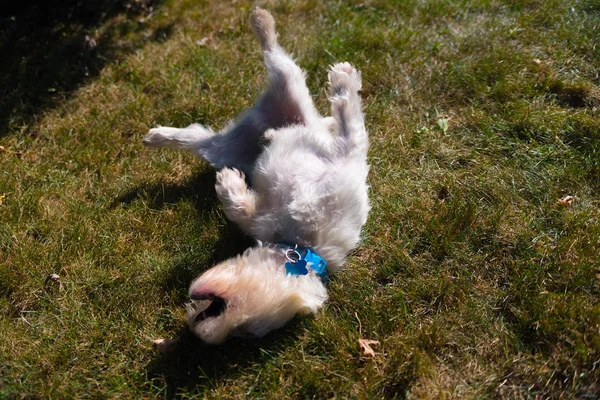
(143, 9, 370, 344)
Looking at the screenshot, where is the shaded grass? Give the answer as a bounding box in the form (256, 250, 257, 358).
(0, 0, 170, 138)
(1, 0, 599, 398)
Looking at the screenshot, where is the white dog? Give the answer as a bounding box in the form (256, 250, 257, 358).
(143, 9, 370, 344)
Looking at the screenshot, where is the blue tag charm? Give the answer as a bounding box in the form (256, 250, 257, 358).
(285, 259, 308, 275)
(281, 244, 329, 282)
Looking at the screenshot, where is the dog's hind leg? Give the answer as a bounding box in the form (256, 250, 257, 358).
(327, 62, 368, 158)
(215, 168, 258, 233)
(250, 8, 321, 128)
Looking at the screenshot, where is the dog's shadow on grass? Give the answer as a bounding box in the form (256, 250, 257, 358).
(116, 170, 302, 394)
(160, 221, 256, 308)
(149, 241, 306, 398)
(114, 168, 255, 301)
(147, 320, 305, 397)
(114, 168, 218, 212)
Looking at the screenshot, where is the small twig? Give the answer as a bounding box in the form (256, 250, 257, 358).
(355, 312, 362, 336)
(0, 145, 23, 155)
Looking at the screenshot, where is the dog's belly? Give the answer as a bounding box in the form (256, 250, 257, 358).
(249, 128, 369, 260)
(250, 151, 337, 244)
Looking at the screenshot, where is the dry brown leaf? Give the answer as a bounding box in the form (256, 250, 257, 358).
(359, 338, 380, 358)
(196, 36, 212, 46)
(557, 195, 575, 206)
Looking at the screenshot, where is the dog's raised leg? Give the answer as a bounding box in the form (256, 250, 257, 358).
(250, 8, 321, 128)
(186, 8, 323, 172)
(215, 168, 257, 233)
(327, 62, 368, 158)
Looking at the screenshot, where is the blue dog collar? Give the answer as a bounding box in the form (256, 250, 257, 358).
(278, 244, 329, 282)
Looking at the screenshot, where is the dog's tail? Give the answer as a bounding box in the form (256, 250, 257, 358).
(328, 63, 368, 159)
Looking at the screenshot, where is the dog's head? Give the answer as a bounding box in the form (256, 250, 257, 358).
(186, 246, 327, 344)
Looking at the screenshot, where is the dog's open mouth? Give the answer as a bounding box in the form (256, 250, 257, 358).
(189, 294, 228, 324)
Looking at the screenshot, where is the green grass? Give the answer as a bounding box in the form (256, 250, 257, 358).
(1, 0, 599, 397)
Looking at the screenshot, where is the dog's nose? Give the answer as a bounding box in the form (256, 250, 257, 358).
(190, 291, 215, 301)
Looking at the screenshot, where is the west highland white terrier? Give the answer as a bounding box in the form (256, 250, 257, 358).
(143, 9, 370, 344)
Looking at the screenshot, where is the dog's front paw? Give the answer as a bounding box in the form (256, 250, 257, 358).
(216, 168, 256, 220)
(216, 168, 248, 197)
(328, 62, 362, 97)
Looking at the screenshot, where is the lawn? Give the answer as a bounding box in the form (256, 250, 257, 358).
(1, 0, 599, 398)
